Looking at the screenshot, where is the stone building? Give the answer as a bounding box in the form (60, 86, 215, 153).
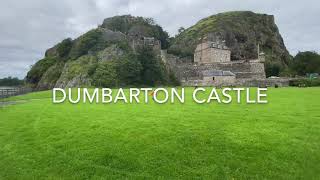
(194, 38, 231, 64)
(129, 35, 161, 53)
(181, 70, 236, 86)
(162, 34, 272, 86)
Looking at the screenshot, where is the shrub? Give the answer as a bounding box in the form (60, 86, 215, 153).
(289, 78, 320, 87)
(26, 57, 57, 84)
(56, 38, 73, 58)
(136, 46, 168, 86)
(69, 29, 107, 59)
(92, 61, 118, 87)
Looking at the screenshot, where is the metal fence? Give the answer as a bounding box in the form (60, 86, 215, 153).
(0, 87, 33, 99)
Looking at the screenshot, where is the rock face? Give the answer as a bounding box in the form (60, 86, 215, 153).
(26, 15, 171, 89)
(54, 55, 97, 88)
(169, 11, 292, 76)
(27, 12, 292, 89)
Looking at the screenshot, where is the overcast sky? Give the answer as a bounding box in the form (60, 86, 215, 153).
(0, 0, 319, 78)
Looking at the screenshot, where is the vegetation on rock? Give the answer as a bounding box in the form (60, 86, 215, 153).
(168, 11, 292, 77)
(26, 57, 57, 85)
(26, 12, 317, 89)
(26, 15, 174, 89)
(101, 15, 170, 49)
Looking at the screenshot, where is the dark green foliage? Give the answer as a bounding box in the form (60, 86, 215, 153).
(136, 47, 168, 86)
(0, 77, 24, 86)
(117, 54, 143, 86)
(102, 15, 169, 49)
(289, 78, 320, 87)
(152, 25, 170, 49)
(92, 45, 171, 87)
(56, 38, 73, 58)
(92, 61, 118, 87)
(291, 51, 320, 75)
(92, 53, 142, 87)
(168, 70, 181, 86)
(26, 57, 57, 84)
(178, 27, 185, 34)
(69, 29, 107, 59)
(265, 62, 282, 77)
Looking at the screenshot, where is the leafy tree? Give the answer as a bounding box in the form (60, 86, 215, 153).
(178, 27, 185, 34)
(69, 29, 107, 59)
(92, 61, 118, 87)
(117, 53, 142, 86)
(0, 77, 24, 86)
(265, 62, 281, 77)
(291, 51, 320, 75)
(136, 46, 167, 86)
(152, 25, 170, 49)
(26, 57, 57, 84)
(56, 38, 73, 58)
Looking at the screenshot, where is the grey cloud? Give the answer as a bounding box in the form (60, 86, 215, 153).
(0, 0, 319, 78)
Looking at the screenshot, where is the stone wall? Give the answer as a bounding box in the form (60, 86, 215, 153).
(162, 46, 267, 87)
(172, 61, 265, 81)
(194, 42, 231, 64)
(181, 76, 236, 87)
(181, 78, 290, 87)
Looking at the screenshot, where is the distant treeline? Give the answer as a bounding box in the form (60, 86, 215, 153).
(0, 77, 24, 86)
(268, 51, 320, 77)
(289, 51, 320, 76)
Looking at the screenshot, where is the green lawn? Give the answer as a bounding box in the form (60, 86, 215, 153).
(0, 88, 320, 179)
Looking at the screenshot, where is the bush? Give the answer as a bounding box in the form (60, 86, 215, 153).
(265, 62, 282, 77)
(26, 57, 57, 84)
(117, 54, 142, 86)
(56, 38, 73, 58)
(289, 78, 320, 87)
(92, 61, 118, 87)
(69, 29, 107, 59)
(136, 46, 168, 86)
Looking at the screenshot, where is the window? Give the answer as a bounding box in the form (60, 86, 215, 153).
(212, 77, 215, 81)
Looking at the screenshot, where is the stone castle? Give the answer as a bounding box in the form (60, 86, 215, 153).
(161, 34, 271, 86)
(129, 33, 289, 87)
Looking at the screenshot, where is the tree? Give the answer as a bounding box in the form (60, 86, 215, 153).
(0, 77, 24, 86)
(265, 62, 281, 77)
(117, 54, 142, 86)
(56, 38, 73, 58)
(69, 29, 106, 59)
(26, 57, 57, 84)
(178, 27, 185, 34)
(291, 51, 320, 75)
(136, 46, 167, 86)
(92, 61, 118, 87)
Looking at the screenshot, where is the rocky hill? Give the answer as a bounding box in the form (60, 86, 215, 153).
(26, 12, 292, 89)
(26, 15, 174, 89)
(169, 11, 292, 76)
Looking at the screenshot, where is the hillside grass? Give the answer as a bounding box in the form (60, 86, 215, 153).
(0, 87, 320, 179)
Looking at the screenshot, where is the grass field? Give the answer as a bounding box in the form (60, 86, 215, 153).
(0, 87, 320, 179)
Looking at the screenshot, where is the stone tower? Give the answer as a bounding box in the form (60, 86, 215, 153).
(194, 36, 231, 64)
